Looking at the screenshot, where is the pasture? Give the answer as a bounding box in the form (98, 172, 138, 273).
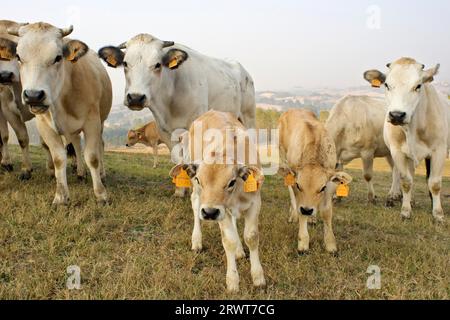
(0, 146, 449, 299)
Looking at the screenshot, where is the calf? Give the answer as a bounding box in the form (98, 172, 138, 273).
(126, 120, 163, 168)
(0, 22, 112, 205)
(170, 110, 265, 293)
(326, 95, 401, 204)
(364, 57, 449, 221)
(278, 109, 352, 254)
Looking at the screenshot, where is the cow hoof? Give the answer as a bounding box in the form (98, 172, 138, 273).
(252, 275, 266, 288)
(97, 199, 110, 206)
(19, 171, 32, 181)
(400, 209, 411, 220)
(385, 198, 395, 208)
(1, 164, 13, 172)
(191, 242, 203, 253)
(297, 249, 309, 256)
(433, 211, 445, 223)
(226, 283, 239, 294)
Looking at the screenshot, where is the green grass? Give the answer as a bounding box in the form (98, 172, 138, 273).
(0, 146, 449, 299)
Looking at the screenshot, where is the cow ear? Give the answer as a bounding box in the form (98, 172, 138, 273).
(330, 171, 352, 185)
(363, 69, 386, 88)
(277, 166, 295, 178)
(63, 40, 88, 63)
(162, 49, 188, 70)
(169, 164, 198, 178)
(422, 64, 440, 83)
(238, 166, 264, 183)
(98, 46, 125, 68)
(0, 38, 17, 61)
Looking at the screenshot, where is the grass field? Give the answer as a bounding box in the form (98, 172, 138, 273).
(0, 145, 449, 299)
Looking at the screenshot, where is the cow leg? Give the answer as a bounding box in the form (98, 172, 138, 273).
(219, 214, 240, 293)
(362, 154, 376, 203)
(36, 117, 69, 205)
(0, 112, 13, 172)
(392, 151, 414, 219)
(68, 134, 85, 180)
(298, 214, 310, 253)
(428, 149, 446, 222)
(83, 121, 108, 204)
(100, 137, 106, 181)
(152, 143, 158, 168)
(244, 197, 265, 287)
(385, 155, 402, 206)
(190, 186, 202, 252)
(232, 215, 246, 260)
(288, 185, 298, 223)
(321, 206, 337, 253)
(41, 141, 55, 176)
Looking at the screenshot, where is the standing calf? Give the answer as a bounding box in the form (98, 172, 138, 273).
(278, 109, 352, 254)
(126, 120, 163, 168)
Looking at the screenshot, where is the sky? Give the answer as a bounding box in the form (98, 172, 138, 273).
(3, 0, 450, 104)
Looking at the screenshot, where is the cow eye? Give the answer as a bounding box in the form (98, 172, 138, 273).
(54, 55, 63, 64)
(195, 177, 200, 185)
(16, 54, 21, 63)
(384, 83, 390, 91)
(227, 179, 236, 190)
(295, 183, 302, 192)
(319, 185, 327, 193)
(415, 84, 422, 92)
(154, 63, 161, 70)
(123, 61, 128, 68)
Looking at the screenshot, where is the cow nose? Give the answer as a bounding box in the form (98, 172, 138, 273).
(127, 93, 146, 107)
(201, 208, 221, 220)
(300, 207, 314, 216)
(389, 111, 406, 124)
(0, 71, 13, 84)
(23, 90, 46, 104)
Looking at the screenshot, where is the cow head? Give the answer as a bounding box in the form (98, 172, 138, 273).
(170, 163, 263, 222)
(0, 22, 88, 115)
(364, 57, 440, 126)
(98, 34, 188, 111)
(0, 22, 27, 85)
(126, 129, 143, 147)
(279, 164, 352, 216)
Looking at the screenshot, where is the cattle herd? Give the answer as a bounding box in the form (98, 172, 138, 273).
(0, 21, 449, 293)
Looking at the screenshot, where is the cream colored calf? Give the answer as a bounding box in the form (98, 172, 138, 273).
(126, 120, 163, 168)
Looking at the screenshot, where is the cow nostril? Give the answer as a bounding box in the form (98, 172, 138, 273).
(23, 90, 46, 104)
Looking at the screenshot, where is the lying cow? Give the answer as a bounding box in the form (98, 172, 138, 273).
(0, 20, 34, 180)
(364, 57, 449, 222)
(278, 109, 352, 254)
(170, 110, 265, 293)
(326, 95, 401, 204)
(0, 22, 112, 205)
(126, 120, 163, 168)
(98, 34, 256, 196)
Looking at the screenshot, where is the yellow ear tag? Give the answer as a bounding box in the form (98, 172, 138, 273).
(175, 169, 192, 188)
(168, 58, 178, 69)
(106, 56, 117, 67)
(244, 173, 258, 193)
(371, 79, 382, 88)
(336, 183, 349, 197)
(284, 173, 295, 187)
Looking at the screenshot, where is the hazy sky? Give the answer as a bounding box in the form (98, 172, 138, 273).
(3, 0, 450, 103)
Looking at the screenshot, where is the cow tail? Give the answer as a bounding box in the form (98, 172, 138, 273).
(425, 158, 432, 205)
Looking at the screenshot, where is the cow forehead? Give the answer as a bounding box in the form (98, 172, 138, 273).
(17, 32, 61, 59)
(387, 63, 422, 86)
(198, 164, 235, 186)
(125, 41, 161, 64)
(297, 166, 329, 188)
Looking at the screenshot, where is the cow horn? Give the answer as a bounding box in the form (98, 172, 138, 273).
(18, 23, 29, 27)
(162, 41, 175, 48)
(60, 25, 74, 37)
(118, 42, 127, 49)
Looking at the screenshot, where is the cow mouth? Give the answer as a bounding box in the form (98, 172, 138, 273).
(0, 79, 13, 85)
(127, 105, 145, 111)
(388, 119, 407, 126)
(29, 105, 49, 115)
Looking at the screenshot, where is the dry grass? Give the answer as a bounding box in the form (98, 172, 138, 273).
(0, 146, 449, 300)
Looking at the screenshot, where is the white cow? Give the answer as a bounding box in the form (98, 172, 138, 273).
(326, 95, 401, 204)
(364, 57, 449, 221)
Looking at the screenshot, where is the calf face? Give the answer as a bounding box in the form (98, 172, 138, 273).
(279, 164, 352, 216)
(1, 23, 88, 114)
(364, 58, 440, 126)
(98, 34, 188, 111)
(0, 38, 20, 85)
(170, 163, 263, 221)
(126, 129, 142, 147)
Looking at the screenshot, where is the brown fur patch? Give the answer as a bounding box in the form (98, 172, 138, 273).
(90, 157, 99, 169)
(53, 157, 63, 169)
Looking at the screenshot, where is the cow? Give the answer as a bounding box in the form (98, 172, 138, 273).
(326, 95, 401, 205)
(126, 120, 163, 168)
(169, 110, 265, 293)
(278, 109, 352, 254)
(0, 22, 112, 205)
(364, 57, 449, 222)
(0, 20, 34, 180)
(98, 34, 256, 196)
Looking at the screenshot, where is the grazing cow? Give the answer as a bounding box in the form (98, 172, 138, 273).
(169, 110, 265, 293)
(98, 34, 256, 196)
(0, 22, 112, 205)
(278, 109, 352, 254)
(326, 95, 401, 204)
(0, 20, 34, 180)
(126, 120, 163, 168)
(364, 57, 449, 221)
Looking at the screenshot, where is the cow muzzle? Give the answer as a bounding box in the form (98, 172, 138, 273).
(126, 93, 147, 111)
(300, 207, 316, 216)
(0, 71, 14, 84)
(23, 90, 49, 114)
(200, 206, 225, 221)
(388, 111, 407, 126)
